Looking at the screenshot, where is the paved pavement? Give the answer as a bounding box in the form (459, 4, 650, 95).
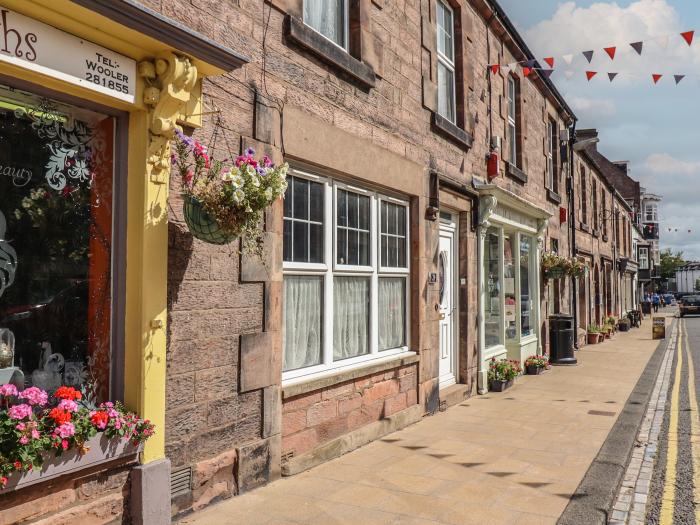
(180, 315, 670, 525)
(644, 313, 700, 525)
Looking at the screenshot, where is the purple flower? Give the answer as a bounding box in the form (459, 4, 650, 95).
(256, 167, 266, 177)
(175, 128, 195, 149)
(262, 155, 274, 168)
(245, 147, 255, 156)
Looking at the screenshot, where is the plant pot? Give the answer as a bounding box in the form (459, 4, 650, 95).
(1, 434, 142, 493)
(489, 379, 514, 392)
(587, 333, 600, 345)
(526, 365, 544, 375)
(619, 323, 630, 332)
(183, 195, 238, 245)
(545, 267, 566, 280)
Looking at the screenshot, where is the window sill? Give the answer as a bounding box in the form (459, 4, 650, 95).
(546, 189, 561, 205)
(431, 113, 473, 151)
(506, 163, 528, 184)
(282, 352, 419, 399)
(285, 15, 376, 89)
(579, 222, 589, 233)
(603, 234, 609, 242)
(592, 229, 600, 238)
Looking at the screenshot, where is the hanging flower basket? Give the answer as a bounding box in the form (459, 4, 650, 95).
(183, 196, 239, 246)
(544, 267, 566, 280)
(172, 128, 288, 253)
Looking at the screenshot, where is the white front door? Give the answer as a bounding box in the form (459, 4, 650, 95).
(438, 214, 457, 388)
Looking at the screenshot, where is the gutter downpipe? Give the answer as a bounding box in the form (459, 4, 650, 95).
(569, 120, 579, 349)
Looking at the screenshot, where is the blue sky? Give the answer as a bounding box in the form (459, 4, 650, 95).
(499, 0, 700, 260)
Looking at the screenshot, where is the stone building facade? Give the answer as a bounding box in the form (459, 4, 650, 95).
(0, 0, 649, 523)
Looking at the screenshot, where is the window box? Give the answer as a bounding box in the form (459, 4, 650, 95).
(431, 113, 473, 151)
(286, 15, 376, 89)
(546, 189, 561, 205)
(1, 434, 141, 493)
(506, 163, 527, 184)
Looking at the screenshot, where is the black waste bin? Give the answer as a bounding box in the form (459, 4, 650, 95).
(642, 302, 652, 315)
(549, 315, 577, 365)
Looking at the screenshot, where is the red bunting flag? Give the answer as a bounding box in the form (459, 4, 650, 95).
(586, 71, 597, 81)
(490, 64, 500, 75)
(681, 30, 695, 46)
(652, 74, 663, 84)
(522, 67, 533, 77)
(543, 57, 555, 68)
(604, 47, 617, 59)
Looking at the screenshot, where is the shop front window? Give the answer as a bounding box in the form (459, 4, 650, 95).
(504, 233, 517, 340)
(484, 228, 502, 348)
(520, 235, 533, 337)
(0, 85, 115, 402)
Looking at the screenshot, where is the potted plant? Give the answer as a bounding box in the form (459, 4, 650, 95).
(0, 384, 154, 491)
(602, 324, 612, 339)
(172, 131, 289, 251)
(488, 358, 521, 392)
(524, 355, 549, 375)
(587, 325, 601, 345)
(619, 318, 631, 332)
(542, 252, 569, 280)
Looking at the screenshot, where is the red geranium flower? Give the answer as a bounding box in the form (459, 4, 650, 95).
(90, 411, 109, 430)
(54, 386, 82, 401)
(49, 408, 72, 426)
(13, 461, 21, 471)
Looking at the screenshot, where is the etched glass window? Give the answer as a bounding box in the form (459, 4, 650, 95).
(0, 85, 115, 402)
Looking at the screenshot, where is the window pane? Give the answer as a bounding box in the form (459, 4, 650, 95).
(333, 277, 370, 361)
(437, 62, 455, 123)
(293, 178, 308, 220)
(387, 203, 397, 235)
(304, 0, 346, 48)
(484, 228, 502, 348)
(0, 87, 115, 401)
(379, 278, 406, 350)
(504, 234, 517, 341)
(309, 224, 324, 263)
(283, 276, 323, 371)
(398, 238, 407, 268)
(309, 181, 324, 222)
(388, 236, 398, 267)
(283, 219, 293, 261)
(337, 227, 347, 264)
(347, 230, 359, 265)
(397, 206, 406, 236)
(358, 194, 370, 230)
(520, 236, 533, 337)
(509, 123, 517, 164)
(436, 1, 453, 61)
(347, 192, 358, 228)
(359, 231, 370, 266)
(292, 221, 308, 262)
(337, 189, 347, 227)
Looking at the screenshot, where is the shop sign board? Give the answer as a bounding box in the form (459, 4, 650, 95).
(0, 8, 136, 103)
(652, 317, 666, 340)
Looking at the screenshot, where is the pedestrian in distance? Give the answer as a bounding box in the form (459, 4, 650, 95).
(652, 293, 660, 313)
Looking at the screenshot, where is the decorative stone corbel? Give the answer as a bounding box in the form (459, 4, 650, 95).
(536, 218, 548, 247)
(138, 53, 198, 184)
(478, 195, 497, 230)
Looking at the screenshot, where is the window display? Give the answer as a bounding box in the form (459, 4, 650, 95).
(520, 235, 533, 337)
(0, 85, 115, 402)
(484, 228, 502, 348)
(504, 233, 517, 340)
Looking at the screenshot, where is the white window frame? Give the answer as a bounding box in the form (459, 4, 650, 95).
(546, 120, 556, 191)
(645, 203, 658, 222)
(639, 247, 649, 270)
(507, 76, 518, 166)
(282, 168, 411, 383)
(436, 0, 457, 124)
(303, 0, 349, 51)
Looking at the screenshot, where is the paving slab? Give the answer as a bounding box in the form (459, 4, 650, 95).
(179, 316, 668, 525)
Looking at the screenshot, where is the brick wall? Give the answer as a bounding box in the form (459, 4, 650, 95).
(282, 364, 418, 458)
(0, 462, 132, 525)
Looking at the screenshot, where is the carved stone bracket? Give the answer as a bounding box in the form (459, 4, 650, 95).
(478, 195, 497, 231)
(138, 53, 198, 184)
(536, 218, 548, 244)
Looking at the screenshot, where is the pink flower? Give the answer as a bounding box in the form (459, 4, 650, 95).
(61, 439, 69, 450)
(55, 422, 75, 438)
(262, 155, 273, 168)
(58, 399, 79, 413)
(18, 387, 48, 406)
(19, 436, 29, 445)
(0, 384, 18, 397)
(31, 429, 40, 440)
(15, 423, 26, 431)
(8, 404, 32, 420)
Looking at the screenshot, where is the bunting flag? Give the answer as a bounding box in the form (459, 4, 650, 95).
(563, 54, 574, 65)
(524, 59, 537, 68)
(652, 73, 663, 84)
(604, 46, 617, 59)
(540, 69, 555, 79)
(681, 30, 695, 46)
(674, 74, 685, 85)
(564, 70, 575, 80)
(586, 71, 597, 81)
(522, 67, 533, 77)
(583, 50, 595, 63)
(630, 41, 644, 55)
(490, 64, 500, 75)
(544, 57, 555, 68)
(608, 72, 618, 82)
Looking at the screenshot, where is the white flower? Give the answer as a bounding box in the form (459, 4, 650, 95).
(222, 168, 235, 182)
(264, 187, 273, 201)
(233, 188, 245, 204)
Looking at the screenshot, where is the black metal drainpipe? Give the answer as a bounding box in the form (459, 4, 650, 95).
(569, 120, 579, 349)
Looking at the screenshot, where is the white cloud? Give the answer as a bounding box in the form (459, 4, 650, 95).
(569, 96, 617, 120)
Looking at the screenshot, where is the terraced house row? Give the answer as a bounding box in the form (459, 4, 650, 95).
(0, 0, 659, 522)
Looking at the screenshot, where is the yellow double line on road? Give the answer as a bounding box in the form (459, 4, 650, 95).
(660, 319, 700, 525)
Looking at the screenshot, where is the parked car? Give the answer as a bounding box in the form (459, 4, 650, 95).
(679, 295, 700, 317)
(664, 294, 676, 306)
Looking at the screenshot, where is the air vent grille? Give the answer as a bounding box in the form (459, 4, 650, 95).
(170, 466, 192, 497)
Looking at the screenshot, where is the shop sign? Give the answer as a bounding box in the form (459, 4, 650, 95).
(494, 204, 537, 230)
(652, 317, 666, 340)
(0, 9, 136, 103)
